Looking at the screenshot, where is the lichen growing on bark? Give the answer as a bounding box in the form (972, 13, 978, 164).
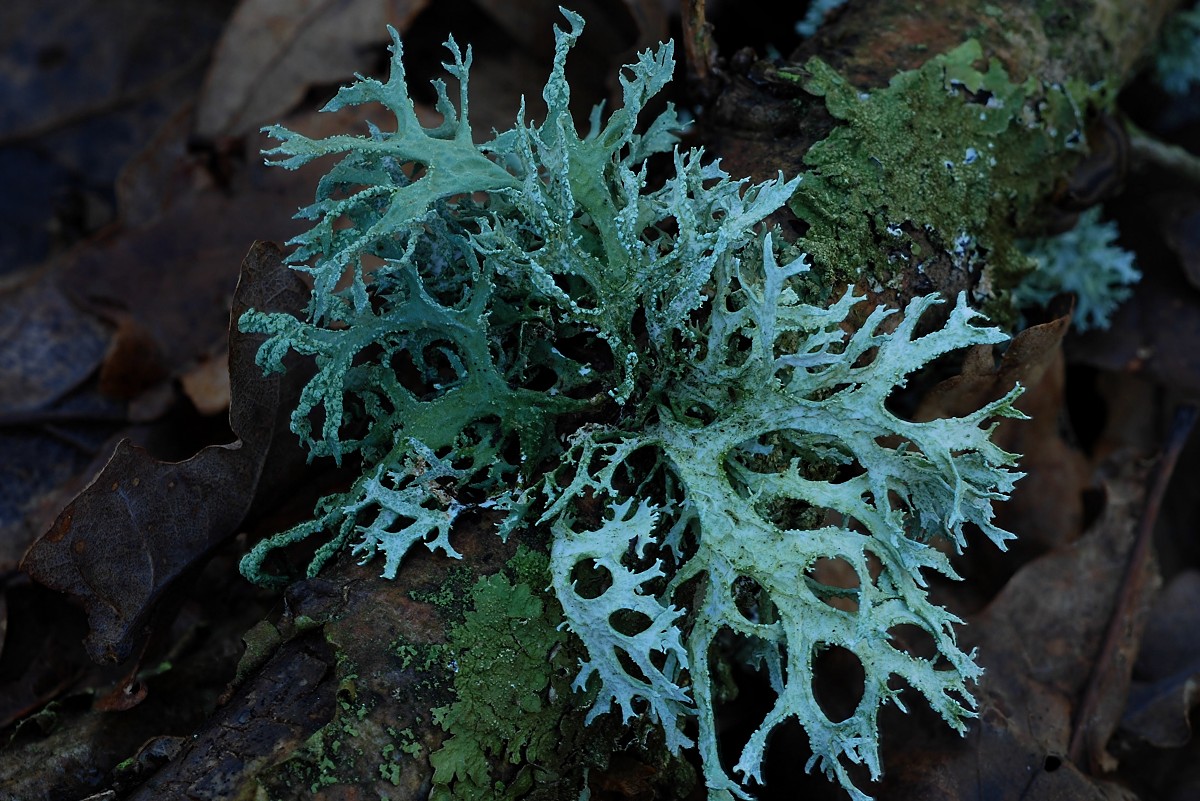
(786, 39, 1104, 314)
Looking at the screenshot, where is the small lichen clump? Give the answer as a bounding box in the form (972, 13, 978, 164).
(240, 12, 1023, 800)
(1155, 6, 1200, 96)
(1014, 206, 1140, 331)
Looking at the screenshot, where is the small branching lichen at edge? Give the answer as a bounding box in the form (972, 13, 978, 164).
(239, 11, 1025, 801)
(1013, 206, 1140, 331)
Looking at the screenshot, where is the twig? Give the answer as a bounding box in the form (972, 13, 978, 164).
(1126, 119, 1200, 187)
(1067, 402, 1198, 767)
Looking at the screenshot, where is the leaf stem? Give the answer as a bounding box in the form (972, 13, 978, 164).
(1067, 402, 1198, 768)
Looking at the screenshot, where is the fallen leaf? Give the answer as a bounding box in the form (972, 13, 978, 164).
(1117, 569, 1200, 750)
(993, 340, 1095, 555)
(0, 275, 110, 415)
(194, 0, 430, 141)
(915, 308, 1072, 422)
(21, 242, 310, 663)
(0, 281, 124, 572)
(0, 0, 229, 272)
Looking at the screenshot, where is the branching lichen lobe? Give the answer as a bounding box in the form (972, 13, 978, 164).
(240, 12, 1025, 800)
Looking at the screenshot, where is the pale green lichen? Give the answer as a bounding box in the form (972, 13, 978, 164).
(429, 555, 589, 801)
(239, 13, 1024, 800)
(1013, 206, 1139, 330)
(428, 573, 566, 798)
(1155, 6, 1200, 96)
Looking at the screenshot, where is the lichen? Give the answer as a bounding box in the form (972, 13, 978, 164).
(785, 39, 1101, 313)
(1013, 206, 1139, 330)
(239, 13, 1025, 800)
(1154, 5, 1200, 96)
(428, 548, 661, 801)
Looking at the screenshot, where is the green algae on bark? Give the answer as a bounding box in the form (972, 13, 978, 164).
(784, 39, 1107, 316)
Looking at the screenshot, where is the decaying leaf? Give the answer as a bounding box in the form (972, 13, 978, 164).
(21, 242, 309, 663)
(1118, 569, 1200, 750)
(0, 277, 110, 415)
(0, 275, 122, 572)
(195, 0, 431, 140)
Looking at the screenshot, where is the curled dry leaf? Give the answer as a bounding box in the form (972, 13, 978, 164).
(194, 0, 431, 140)
(21, 242, 310, 663)
(95, 311, 169, 402)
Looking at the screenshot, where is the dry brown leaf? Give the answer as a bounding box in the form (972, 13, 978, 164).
(0, 276, 110, 415)
(0, 274, 123, 572)
(180, 352, 233, 417)
(0, 0, 229, 273)
(1118, 569, 1200, 750)
(95, 312, 169, 402)
(59, 145, 317, 383)
(21, 243, 310, 663)
(194, 0, 430, 140)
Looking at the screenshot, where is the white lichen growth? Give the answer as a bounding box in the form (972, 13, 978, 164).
(1155, 6, 1200, 96)
(1014, 207, 1140, 331)
(239, 13, 1023, 800)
